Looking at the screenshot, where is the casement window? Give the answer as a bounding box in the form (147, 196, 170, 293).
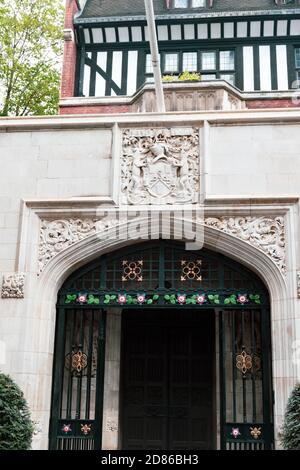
(173, 0, 206, 8)
(146, 50, 235, 86)
(164, 53, 180, 72)
(182, 52, 198, 71)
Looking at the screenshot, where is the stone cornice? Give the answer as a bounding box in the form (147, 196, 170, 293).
(1, 109, 300, 131)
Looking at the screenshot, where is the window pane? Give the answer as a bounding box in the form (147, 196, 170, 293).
(146, 54, 161, 74)
(295, 48, 300, 68)
(174, 0, 188, 7)
(220, 51, 235, 71)
(192, 0, 206, 6)
(297, 71, 300, 87)
(202, 52, 216, 70)
(201, 74, 216, 80)
(183, 52, 198, 71)
(164, 53, 179, 72)
(146, 54, 153, 74)
(220, 74, 235, 86)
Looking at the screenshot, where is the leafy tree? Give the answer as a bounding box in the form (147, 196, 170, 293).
(0, 372, 34, 450)
(0, 0, 64, 116)
(281, 383, 300, 450)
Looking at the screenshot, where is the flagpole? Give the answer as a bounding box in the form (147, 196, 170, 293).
(144, 0, 166, 113)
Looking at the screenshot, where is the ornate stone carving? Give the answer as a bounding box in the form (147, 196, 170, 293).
(121, 128, 199, 205)
(106, 419, 118, 432)
(38, 215, 286, 276)
(1, 273, 26, 299)
(38, 218, 119, 274)
(204, 216, 286, 274)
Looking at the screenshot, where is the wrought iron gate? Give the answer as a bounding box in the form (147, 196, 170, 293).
(219, 308, 274, 449)
(49, 241, 274, 450)
(49, 308, 106, 450)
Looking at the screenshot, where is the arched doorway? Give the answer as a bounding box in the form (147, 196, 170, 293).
(49, 241, 274, 450)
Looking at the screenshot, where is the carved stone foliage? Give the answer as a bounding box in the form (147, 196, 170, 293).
(1, 273, 26, 299)
(121, 128, 199, 205)
(204, 216, 286, 274)
(38, 215, 286, 276)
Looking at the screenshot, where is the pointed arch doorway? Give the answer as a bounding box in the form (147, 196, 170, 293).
(49, 240, 274, 450)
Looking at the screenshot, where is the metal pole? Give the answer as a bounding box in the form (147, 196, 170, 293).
(144, 0, 166, 113)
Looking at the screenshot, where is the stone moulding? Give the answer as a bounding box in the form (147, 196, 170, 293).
(38, 215, 286, 276)
(1, 273, 26, 299)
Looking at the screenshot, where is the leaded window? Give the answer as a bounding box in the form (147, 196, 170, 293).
(202, 51, 216, 70)
(164, 53, 179, 73)
(220, 50, 235, 71)
(182, 52, 198, 71)
(146, 50, 235, 86)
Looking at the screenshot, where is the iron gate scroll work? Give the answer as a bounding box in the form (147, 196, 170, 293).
(50, 240, 274, 450)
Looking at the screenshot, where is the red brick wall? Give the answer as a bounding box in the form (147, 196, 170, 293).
(247, 99, 300, 109)
(60, 105, 131, 115)
(60, 0, 79, 99)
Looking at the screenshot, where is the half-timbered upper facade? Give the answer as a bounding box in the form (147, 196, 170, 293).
(69, 0, 300, 101)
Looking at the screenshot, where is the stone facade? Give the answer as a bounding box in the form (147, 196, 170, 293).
(0, 110, 300, 449)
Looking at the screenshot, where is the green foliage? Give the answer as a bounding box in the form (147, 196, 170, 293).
(0, 373, 34, 450)
(179, 71, 201, 81)
(0, 0, 64, 116)
(208, 294, 220, 305)
(87, 294, 100, 305)
(249, 294, 261, 304)
(65, 294, 77, 304)
(224, 294, 237, 305)
(162, 71, 201, 83)
(162, 74, 176, 82)
(281, 383, 300, 450)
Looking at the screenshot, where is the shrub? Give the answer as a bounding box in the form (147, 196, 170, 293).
(0, 373, 34, 450)
(281, 383, 300, 450)
(162, 71, 201, 82)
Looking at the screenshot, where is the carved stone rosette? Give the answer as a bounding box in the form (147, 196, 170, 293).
(121, 127, 199, 205)
(1, 273, 26, 299)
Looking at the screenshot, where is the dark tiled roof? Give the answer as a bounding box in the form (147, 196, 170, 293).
(78, 0, 299, 20)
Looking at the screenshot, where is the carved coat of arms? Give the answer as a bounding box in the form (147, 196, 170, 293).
(121, 128, 199, 205)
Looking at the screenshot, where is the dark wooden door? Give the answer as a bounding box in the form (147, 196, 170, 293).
(121, 310, 215, 450)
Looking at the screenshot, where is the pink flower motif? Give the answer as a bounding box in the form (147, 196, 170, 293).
(137, 294, 146, 304)
(78, 294, 87, 304)
(238, 294, 248, 304)
(231, 427, 241, 439)
(177, 294, 186, 305)
(62, 424, 72, 434)
(118, 294, 127, 304)
(196, 294, 206, 305)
